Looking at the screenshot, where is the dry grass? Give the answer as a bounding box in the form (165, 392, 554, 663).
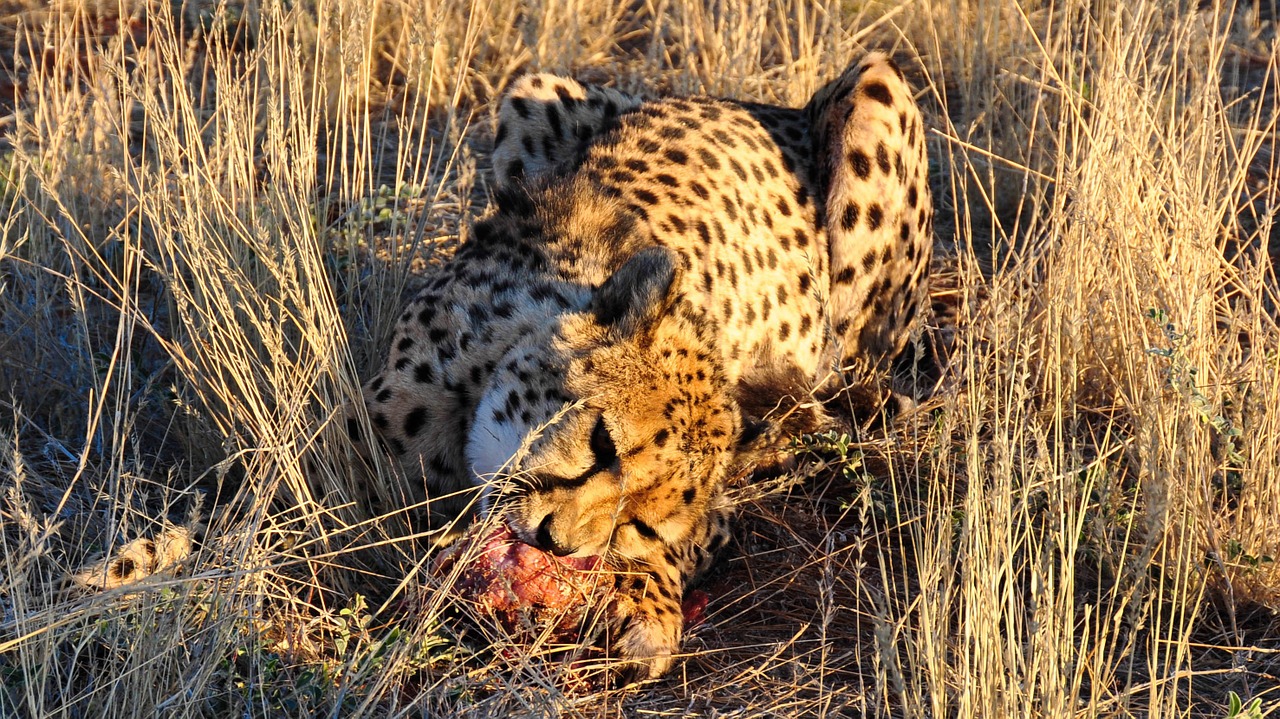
(1, 0, 1278, 716)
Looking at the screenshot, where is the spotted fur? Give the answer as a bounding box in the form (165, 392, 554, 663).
(355, 52, 932, 680)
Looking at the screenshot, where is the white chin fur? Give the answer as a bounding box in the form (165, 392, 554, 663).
(465, 386, 531, 514)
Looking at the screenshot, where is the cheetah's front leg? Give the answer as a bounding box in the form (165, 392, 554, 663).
(607, 497, 732, 682)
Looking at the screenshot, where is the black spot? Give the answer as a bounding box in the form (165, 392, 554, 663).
(862, 80, 894, 106)
(682, 487, 696, 504)
(467, 304, 491, 324)
(729, 158, 748, 180)
(635, 188, 660, 205)
(798, 272, 812, 294)
(345, 417, 361, 441)
(863, 278, 888, 311)
(394, 357, 411, 371)
(779, 151, 795, 174)
(375, 389, 392, 403)
(861, 249, 878, 271)
(722, 196, 738, 220)
(711, 218, 727, 243)
(546, 104, 564, 139)
(799, 315, 812, 336)
(397, 337, 415, 352)
(415, 362, 434, 384)
(655, 173, 679, 187)
(509, 96, 530, 118)
(659, 125, 687, 140)
(691, 182, 710, 200)
(876, 142, 891, 174)
(654, 428, 670, 447)
(834, 266, 856, 285)
(664, 148, 688, 164)
(778, 322, 791, 342)
(697, 147, 720, 170)
(908, 185, 919, 208)
(848, 149, 871, 179)
(900, 221, 911, 241)
(637, 138, 661, 153)
(403, 407, 427, 437)
(506, 158, 524, 179)
(868, 203, 884, 230)
(841, 203, 860, 230)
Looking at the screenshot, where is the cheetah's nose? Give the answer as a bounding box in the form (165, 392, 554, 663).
(534, 513, 575, 556)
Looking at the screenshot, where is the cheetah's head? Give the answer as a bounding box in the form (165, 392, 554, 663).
(466, 246, 761, 562)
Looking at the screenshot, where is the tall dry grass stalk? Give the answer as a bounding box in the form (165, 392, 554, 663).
(0, 0, 1277, 716)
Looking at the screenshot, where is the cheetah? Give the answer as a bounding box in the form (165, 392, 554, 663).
(354, 53, 932, 679)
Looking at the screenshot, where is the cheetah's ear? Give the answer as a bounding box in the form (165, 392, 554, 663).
(591, 246, 681, 336)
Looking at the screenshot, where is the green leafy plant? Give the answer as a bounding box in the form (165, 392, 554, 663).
(1225, 691, 1263, 719)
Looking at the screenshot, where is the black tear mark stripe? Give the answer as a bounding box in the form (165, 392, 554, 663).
(530, 470, 593, 492)
(630, 519, 659, 539)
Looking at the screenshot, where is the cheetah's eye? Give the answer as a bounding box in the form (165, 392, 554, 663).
(590, 415, 618, 468)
